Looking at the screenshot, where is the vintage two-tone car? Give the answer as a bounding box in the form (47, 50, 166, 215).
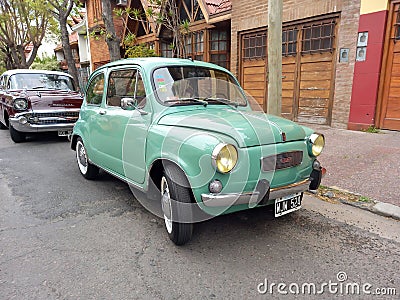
(0, 69, 83, 142)
(71, 57, 325, 245)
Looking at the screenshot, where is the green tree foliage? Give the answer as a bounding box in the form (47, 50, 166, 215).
(124, 43, 157, 58)
(114, 0, 191, 58)
(0, 0, 57, 70)
(31, 55, 60, 71)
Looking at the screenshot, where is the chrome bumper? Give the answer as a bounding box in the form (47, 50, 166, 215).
(201, 179, 311, 207)
(9, 118, 75, 132)
(9, 110, 79, 133)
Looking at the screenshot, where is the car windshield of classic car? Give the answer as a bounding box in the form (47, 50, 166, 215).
(8, 73, 75, 91)
(153, 66, 247, 106)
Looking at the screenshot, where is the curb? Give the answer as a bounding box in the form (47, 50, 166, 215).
(339, 198, 400, 221)
(315, 186, 400, 222)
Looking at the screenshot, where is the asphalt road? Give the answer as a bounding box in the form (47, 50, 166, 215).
(0, 130, 399, 299)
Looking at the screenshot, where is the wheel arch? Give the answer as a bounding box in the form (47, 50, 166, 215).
(147, 158, 195, 203)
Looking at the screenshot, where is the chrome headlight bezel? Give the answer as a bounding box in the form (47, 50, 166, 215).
(309, 133, 325, 157)
(13, 98, 28, 110)
(211, 143, 238, 174)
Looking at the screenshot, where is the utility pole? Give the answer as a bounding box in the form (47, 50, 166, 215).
(267, 0, 283, 116)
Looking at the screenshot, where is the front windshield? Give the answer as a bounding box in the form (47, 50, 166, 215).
(153, 66, 247, 106)
(9, 73, 76, 91)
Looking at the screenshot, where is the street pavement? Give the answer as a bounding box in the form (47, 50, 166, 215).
(0, 130, 399, 299)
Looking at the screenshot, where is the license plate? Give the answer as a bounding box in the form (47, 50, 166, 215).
(275, 193, 302, 217)
(58, 130, 72, 136)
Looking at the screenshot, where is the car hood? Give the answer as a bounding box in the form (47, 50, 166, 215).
(24, 90, 83, 110)
(157, 107, 307, 148)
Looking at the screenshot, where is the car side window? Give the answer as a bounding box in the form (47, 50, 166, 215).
(107, 68, 146, 108)
(86, 73, 105, 106)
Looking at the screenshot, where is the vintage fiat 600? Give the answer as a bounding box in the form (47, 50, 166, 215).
(0, 69, 82, 142)
(71, 58, 325, 245)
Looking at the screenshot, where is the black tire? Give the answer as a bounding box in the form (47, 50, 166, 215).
(161, 163, 193, 245)
(75, 137, 99, 179)
(9, 125, 26, 143)
(0, 121, 7, 130)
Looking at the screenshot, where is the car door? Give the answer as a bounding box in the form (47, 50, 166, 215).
(91, 66, 152, 184)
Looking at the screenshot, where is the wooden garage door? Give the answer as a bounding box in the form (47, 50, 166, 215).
(240, 18, 337, 125)
(379, 3, 400, 130)
(296, 21, 336, 124)
(241, 31, 267, 110)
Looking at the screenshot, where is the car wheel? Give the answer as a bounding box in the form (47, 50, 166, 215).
(76, 137, 99, 179)
(9, 125, 26, 143)
(161, 164, 193, 245)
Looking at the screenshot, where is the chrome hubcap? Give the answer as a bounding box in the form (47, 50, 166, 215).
(77, 141, 88, 174)
(161, 177, 173, 234)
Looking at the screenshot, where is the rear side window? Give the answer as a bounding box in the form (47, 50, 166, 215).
(86, 73, 105, 106)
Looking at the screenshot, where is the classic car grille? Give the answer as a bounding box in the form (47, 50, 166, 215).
(28, 111, 79, 125)
(261, 151, 303, 172)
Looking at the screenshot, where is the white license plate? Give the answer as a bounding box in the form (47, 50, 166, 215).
(58, 130, 72, 136)
(275, 193, 302, 217)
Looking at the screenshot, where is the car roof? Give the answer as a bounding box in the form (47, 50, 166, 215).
(95, 57, 230, 73)
(1, 69, 73, 78)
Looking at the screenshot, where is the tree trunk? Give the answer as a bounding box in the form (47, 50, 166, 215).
(101, 0, 121, 62)
(59, 17, 80, 90)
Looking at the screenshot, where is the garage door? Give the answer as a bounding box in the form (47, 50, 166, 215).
(240, 17, 337, 125)
(379, 2, 400, 130)
(240, 31, 267, 110)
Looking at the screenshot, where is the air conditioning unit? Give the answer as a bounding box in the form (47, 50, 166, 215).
(116, 0, 128, 6)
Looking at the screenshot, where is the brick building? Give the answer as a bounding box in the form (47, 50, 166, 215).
(80, 0, 400, 130)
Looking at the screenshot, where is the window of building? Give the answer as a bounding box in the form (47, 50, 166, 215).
(242, 31, 267, 60)
(301, 21, 335, 54)
(182, 31, 204, 60)
(282, 28, 298, 56)
(395, 7, 400, 41)
(210, 30, 230, 69)
(193, 31, 204, 61)
(160, 42, 174, 58)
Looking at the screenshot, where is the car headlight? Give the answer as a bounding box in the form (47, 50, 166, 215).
(309, 133, 325, 156)
(212, 143, 238, 173)
(13, 98, 28, 110)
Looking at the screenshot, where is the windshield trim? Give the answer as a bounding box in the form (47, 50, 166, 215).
(150, 65, 248, 107)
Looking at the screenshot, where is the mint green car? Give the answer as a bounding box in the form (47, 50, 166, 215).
(71, 58, 325, 245)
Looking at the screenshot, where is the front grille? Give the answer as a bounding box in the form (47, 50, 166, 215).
(28, 111, 79, 125)
(261, 151, 303, 172)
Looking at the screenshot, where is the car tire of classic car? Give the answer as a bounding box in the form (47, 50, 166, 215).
(161, 164, 194, 246)
(9, 125, 26, 143)
(76, 137, 99, 180)
(0, 121, 7, 130)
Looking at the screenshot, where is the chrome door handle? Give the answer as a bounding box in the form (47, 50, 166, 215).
(99, 109, 106, 115)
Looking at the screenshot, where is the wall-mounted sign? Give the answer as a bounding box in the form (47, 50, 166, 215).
(356, 47, 367, 61)
(339, 48, 349, 63)
(357, 32, 369, 47)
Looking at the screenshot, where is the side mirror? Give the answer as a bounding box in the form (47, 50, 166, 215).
(121, 97, 137, 110)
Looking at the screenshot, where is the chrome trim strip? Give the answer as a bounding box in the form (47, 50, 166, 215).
(9, 118, 75, 132)
(201, 179, 310, 207)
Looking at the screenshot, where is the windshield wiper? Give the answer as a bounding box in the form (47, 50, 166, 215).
(204, 97, 239, 108)
(30, 86, 46, 90)
(164, 97, 208, 106)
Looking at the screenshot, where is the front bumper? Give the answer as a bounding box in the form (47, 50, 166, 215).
(9, 109, 79, 133)
(201, 167, 326, 208)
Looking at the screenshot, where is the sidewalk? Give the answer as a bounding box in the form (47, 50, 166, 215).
(308, 125, 400, 215)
